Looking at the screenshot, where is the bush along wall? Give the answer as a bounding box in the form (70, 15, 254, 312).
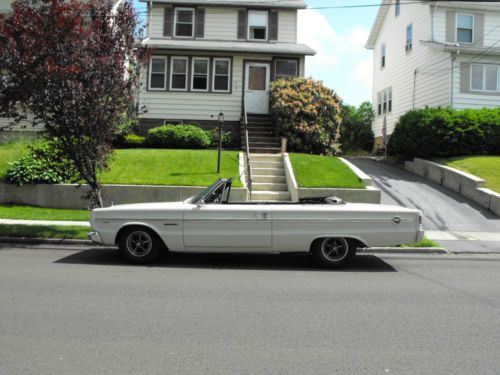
(387, 107, 500, 159)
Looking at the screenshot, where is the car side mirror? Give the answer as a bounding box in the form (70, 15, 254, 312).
(197, 199, 205, 208)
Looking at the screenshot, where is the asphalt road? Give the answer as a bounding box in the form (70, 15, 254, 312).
(348, 159, 500, 252)
(1, 244, 500, 374)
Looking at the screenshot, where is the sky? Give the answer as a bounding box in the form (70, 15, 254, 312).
(132, 0, 379, 107)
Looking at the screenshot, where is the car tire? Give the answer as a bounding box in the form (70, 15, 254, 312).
(118, 226, 163, 264)
(312, 237, 356, 267)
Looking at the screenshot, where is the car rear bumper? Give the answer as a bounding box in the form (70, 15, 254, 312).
(88, 231, 103, 244)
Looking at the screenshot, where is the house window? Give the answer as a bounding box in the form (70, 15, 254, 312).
(470, 63, 500, 92)
(213, 58, 231, 92)
(174, 8, 195, 38)
(248, 10, 268, 40)
(377, 92, 382, 115)
(406, 24, 413, 51)
(388, 87, 392, 112)
(149, 57, 167, 90)
(170, 57, 188, 91)
(191, 57, 209, 92)
(457, 14, 474, 43)
(274, 59, 298, 80)
(381, 43, 386, 68)
(395, 0, 400, 17)
(377, 88, 392, 116)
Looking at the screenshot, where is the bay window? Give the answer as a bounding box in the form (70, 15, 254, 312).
(149, 57, 167, 90)
(213, 58, 231, 92)
(191, 58, 209, 92)
(170, 57, 188, 91)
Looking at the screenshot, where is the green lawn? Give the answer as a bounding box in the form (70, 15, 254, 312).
(0, 224, 89, 240)
(0, 141, 32, 181)
(0, 205, 90, 221)
(439, 156, 500, 194)
(289, 153, 365, 189)
(101, 149, 242, 187)
(0, 143, 243, 187)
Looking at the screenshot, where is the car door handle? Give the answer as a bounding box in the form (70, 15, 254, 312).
(256, 212, 268, 220)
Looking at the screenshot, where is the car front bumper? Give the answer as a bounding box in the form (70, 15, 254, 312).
(88, 231, 103, 244)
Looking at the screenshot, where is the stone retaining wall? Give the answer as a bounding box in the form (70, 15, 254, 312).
(0, 183, 248, 209)
(405, 158, 500, 217)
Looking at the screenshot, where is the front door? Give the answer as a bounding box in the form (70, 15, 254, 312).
(245, 62, 270, 114)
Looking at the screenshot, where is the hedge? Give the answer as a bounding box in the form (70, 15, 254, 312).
(387, 107, 500, 159)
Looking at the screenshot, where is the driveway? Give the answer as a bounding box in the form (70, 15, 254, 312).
(348, 158, 500, 252)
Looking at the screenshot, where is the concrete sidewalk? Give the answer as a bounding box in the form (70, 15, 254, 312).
(0, 219, 90, 227)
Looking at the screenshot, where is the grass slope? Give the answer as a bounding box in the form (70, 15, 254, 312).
(440, 156, 500, 194)
(0, 205, 90, 221)
(0, 141, 32, 181)
(0, 224, 89, 240)
(101, 149, 242, 187)
(289, 154, 365, 189)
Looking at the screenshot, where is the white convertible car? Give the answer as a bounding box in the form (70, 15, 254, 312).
(89, 179, 424, 267)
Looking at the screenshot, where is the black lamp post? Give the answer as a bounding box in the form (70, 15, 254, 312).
(217, 111, 224, 174)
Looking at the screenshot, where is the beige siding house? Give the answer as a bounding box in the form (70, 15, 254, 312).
(366, 1, 500, 152)
(138, 0, 315, 137)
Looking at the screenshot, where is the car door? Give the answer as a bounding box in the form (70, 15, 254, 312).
(183, 203, 272, 249)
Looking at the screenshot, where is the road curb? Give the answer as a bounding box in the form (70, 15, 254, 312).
(0, 237, 93, 246)
(360, 247, 449, 254)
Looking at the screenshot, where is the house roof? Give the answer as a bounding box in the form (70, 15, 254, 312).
(366, 1, 500, 49)
(142, 38, 316, 55)
(365, 0, 391, 50)
(139, 0, 307, 9)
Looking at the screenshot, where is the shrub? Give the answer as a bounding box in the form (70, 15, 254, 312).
(122, 134, 145, 148)
(7, 142, 78, 185)
(339, 101, 375, 153)
(387, 107, 500, 159)
(270, 77, 342, 155)
(209, 129, 238, 149)
(112, 115, 139, 146)
(146, 124, 211, 149)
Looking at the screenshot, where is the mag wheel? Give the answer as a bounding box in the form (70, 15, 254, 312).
(313, 237, 355, 267)
(118, 227, 162, 264)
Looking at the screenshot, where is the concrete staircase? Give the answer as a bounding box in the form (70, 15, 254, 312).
(249, 154, 291, 202)
(242, 115, 281, 154)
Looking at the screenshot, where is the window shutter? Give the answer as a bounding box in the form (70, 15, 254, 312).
(473, 13, 484, 46)
(460, 63, 471, 93)
(164, 7, 173, 37)
(237, 10, 247, 39)
(269, 11, 278, 40)
(445, 11, 456, 43)
(196, 8, 205, 38)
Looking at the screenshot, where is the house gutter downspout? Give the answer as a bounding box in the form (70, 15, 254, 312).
(450, 50, 458, 109)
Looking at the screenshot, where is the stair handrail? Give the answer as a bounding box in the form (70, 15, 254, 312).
(243, 98, 252, 201)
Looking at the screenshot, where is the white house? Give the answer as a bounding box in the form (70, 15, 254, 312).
(366, 0, 500, 152)
(138, 0, 315, 148)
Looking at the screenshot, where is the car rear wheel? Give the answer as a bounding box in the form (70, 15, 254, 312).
(312, 237, 356, 267)
(118, 227, 162, 264)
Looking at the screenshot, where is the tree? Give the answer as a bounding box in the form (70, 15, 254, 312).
(0, 0, 147, 207)
(339, 101, 375, 153)
(270, 77, 342, 155)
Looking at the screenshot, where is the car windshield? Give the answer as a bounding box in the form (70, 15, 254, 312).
(187, 180, 223, 204)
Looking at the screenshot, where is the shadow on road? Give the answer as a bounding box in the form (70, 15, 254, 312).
(54, 248, 397, 272)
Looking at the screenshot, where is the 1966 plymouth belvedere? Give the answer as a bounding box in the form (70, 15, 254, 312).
(89, 179, 424, 267)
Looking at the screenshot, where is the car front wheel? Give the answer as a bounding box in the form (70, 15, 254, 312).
(312, 237, 356, 267)
(118, 227, 162, 264)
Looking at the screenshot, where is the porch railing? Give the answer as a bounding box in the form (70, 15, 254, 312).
(242, 99, 253, 201)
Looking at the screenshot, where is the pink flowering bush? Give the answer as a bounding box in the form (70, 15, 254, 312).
(270, 78, 342, 154)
